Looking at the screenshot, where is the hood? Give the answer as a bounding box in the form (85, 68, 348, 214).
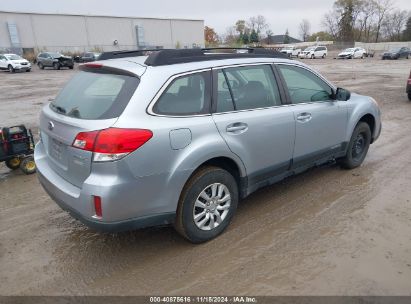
(52, 55, 72, 59)
(338, 51, 353, 56)
(11, 59, 29, 64)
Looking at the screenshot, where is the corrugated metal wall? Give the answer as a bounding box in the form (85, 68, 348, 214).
(0, 11, 204, 53)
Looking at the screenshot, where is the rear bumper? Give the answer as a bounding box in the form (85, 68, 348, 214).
(34, 141, 175, 232)
(38, 170, 174, 232)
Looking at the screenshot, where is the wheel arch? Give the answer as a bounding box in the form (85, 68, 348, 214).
(178, 155, 247, 204)
(347, 113, 377, 144)
(358, 114, 375, 141)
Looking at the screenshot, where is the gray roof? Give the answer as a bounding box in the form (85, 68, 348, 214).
(264, 35, 301, 44)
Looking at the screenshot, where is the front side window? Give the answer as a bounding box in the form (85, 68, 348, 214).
(278, 65, 333, 104)
(216, 65, 282, 112)
(154, 71, 211, 115)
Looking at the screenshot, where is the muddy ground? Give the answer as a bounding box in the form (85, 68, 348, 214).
(1, 56, 411, 296)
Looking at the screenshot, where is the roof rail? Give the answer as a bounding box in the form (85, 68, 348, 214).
(98, 49, 169, 61)
(99, 48, 288, 66)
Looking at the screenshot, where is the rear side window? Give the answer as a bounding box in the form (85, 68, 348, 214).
(50, 71, 139, 119)
(216, 65, 282, 112)
(153, 71, 211, 115)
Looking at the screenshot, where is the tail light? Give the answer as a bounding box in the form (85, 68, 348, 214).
(72, 128, 153, 162)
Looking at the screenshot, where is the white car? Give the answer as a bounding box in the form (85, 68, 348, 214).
(280, 46, 302, 58)
(298, 46, 328, 59)
(337, 48, 366, 59)
(0, 53, 31, 72)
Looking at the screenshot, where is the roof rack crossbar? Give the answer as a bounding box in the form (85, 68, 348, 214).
(99, 47, 288, 66)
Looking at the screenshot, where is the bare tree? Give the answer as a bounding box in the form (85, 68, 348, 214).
(247, 15, 268, 35)
(356, 0, 377, 42)
(255, 15, 269, 34)
(382, 9, 408, 41)
(247, 17, 257, 32)
(299, 19, 311, 42)
(322, 11, 340, 40)
(224, 26, 238, 45)
(374, 0, 393, 42)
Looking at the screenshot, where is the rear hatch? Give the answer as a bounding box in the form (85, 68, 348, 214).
(39, 64, 140, 187)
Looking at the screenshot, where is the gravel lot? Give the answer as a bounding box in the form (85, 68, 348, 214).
(1, 55, 411, 296)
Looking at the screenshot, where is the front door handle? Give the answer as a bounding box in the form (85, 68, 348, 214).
(226, 122, 248, 134)
(296, 112, 312, 122)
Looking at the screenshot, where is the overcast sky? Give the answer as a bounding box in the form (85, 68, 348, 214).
(1, 0, 410, 39)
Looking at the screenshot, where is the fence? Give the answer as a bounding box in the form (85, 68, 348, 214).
(355, 41, 411, 51)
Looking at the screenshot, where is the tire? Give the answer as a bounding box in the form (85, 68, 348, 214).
(38, 62, 44, 69)
(339, 122, 371, 169)
(408, 92, 411, 101)
(26, 69, 31, 72)
(20, 156, 36, 175)
(175, 166, 238, 243)
(8, 65, 15, 73)
(69, 66, 74, 70)
(5, 157, 21, 170)
(53, 62, 60, 70)
(311, 54, 315, 59)
(322, 54, 326, 59)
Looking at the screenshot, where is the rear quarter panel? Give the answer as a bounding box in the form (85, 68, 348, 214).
(113, 68, 246, 213)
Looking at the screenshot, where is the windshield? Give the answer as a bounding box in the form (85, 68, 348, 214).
(49, 52, 62, 58)
(344, 48, 355, 52)
(6, 54, 22, 60)
(50, 71, 139, 119)
(389, 48, 401, 52)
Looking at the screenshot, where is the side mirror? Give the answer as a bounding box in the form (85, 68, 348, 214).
(335, 87, 351, 101)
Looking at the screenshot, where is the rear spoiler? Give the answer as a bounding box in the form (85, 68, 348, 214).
(79, 63, 139, 78)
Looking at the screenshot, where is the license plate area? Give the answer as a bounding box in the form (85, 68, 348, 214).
(49, 138, 68, 165)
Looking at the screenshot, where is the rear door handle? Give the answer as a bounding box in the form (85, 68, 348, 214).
(226, 122, 248, 134)
(296, 112, 312, 122)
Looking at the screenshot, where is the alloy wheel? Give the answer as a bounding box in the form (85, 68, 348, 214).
(193, 183, 231, 231)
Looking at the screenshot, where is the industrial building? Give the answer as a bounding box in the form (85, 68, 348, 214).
(0, 11, 205, 55)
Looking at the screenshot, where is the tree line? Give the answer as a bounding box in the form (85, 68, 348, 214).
(204, 2, 411, 47)
(204, 15, 317, 47)
(322, 0, 411, 43)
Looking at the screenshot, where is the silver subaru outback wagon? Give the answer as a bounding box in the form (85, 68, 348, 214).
(35, 48, 381, 243)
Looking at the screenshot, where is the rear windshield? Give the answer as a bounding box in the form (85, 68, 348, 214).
(50, 71, 139, 119)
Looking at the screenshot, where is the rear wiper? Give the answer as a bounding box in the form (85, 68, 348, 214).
(50, 103, 66, 114)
